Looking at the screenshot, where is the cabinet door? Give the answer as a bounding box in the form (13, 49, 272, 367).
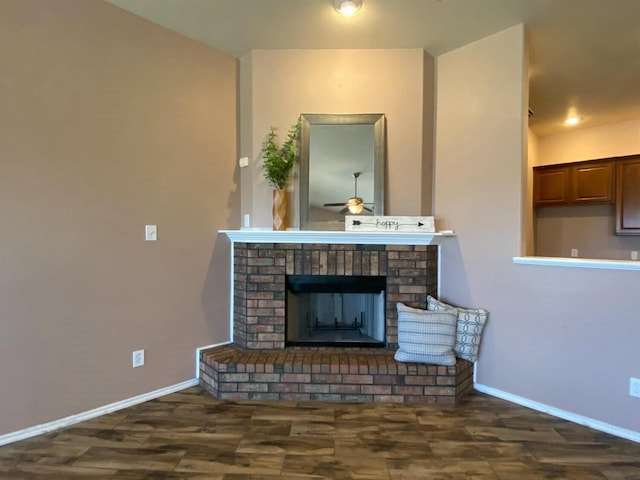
(533, 166, 570, 206)
(570, 161, 614, 204)
(616, 157, 640, 235)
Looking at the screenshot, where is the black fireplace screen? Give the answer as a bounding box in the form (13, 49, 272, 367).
(286, 275, 386, 347)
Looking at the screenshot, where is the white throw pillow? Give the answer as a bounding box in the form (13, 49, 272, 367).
(427, 295, 488, 363)
(394, 302, 458, 366)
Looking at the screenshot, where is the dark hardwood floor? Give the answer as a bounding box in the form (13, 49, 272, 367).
(0, 386, 638, 479)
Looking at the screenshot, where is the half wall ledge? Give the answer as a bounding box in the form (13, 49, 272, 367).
(513, 256, 640, 272)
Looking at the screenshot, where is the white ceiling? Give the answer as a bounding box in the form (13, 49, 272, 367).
(106, 0, 640, 136)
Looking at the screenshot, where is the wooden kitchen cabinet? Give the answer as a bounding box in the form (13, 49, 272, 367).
(615, 156, 640, 235)
(570, 160, 614, 204)
(534, 160, 614, 207)
(533, 165, 570, 206)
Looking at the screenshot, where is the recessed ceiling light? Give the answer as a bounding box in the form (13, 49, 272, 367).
(564, 116, 580, 126)
(334, 0, 363, 16)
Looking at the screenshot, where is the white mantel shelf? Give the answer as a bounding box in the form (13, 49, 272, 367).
(220, 229, 455, 245)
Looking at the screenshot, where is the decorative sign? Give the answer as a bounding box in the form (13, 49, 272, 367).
(345, 215, 435, 233)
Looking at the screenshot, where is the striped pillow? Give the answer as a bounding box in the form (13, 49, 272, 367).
(427, 295, 488, 362)
(394, 302, 457, 366)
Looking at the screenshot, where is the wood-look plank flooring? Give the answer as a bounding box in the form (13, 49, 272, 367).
(1, 386, 639, 479)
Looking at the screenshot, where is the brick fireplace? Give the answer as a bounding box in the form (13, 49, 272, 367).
(232, 241, 438, 350)
(199, 230, 472, 405)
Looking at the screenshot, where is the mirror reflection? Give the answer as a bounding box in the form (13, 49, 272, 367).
(299, 114, 386, 230)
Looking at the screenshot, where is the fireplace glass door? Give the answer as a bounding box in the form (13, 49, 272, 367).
(286, 275, 386, 347)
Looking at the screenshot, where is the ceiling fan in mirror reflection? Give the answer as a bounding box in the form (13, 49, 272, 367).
(323, 172, 374, 215)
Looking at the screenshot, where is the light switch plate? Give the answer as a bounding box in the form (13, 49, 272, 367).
(132, 349, 145, 368)
(145, 225, 157, 241)
(630, 378, 640, 398)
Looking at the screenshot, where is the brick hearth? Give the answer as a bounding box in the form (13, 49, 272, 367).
(200, 345, 473, 404)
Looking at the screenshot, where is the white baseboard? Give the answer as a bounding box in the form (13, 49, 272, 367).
(7, 358, 635, 448)
(1, 340, 234, 448)
(475, 383, 640, 444)
(195, 341, 232, 378)
(0, 378, 198, 447)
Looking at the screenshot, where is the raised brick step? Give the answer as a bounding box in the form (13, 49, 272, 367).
(199, 345, 474, 405)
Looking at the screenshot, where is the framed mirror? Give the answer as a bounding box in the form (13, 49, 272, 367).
(299, 113, 386, 230)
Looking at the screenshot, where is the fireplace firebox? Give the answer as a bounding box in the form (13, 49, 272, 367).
(286, 275, 386, 347)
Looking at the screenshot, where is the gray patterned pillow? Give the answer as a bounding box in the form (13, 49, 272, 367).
(427, 295, 488, 362)
(394, 302, 458, 366)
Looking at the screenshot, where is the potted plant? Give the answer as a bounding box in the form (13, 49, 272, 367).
(262, 123, 299, 230)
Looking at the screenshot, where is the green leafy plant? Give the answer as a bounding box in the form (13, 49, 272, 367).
(262, 123, 299, 190)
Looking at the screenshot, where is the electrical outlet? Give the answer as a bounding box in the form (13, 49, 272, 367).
(630, 378, 640, 398)
(570, 248, 578, 258)
(631, 251, 638, 261)
(132, 349, 145, 368)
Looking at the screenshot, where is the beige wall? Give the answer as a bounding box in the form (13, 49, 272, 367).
(435, 24, 640, 435)
(535, 205, 640, 259)
(421, 51, 436, 215)
(524, 129, 538, 255)
(240, 49, 433, 228)
(534, 118, 640, 259)
(0, 0, 237, 436)
(537, 118, 640, 166)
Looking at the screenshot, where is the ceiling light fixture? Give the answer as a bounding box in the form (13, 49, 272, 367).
(564, 116, 580, 126)
(334, 0, 363, 17)
(347, 198, 364, 214)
